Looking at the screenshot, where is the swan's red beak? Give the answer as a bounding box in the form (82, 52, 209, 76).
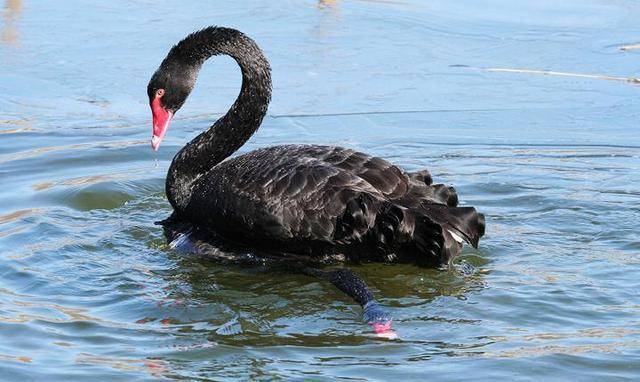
(151, 97, 172, 151)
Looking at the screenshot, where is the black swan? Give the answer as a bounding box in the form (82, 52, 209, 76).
(148, 26, 485, 334)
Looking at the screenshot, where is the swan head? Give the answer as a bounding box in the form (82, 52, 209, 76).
(147, 62, 198, 151)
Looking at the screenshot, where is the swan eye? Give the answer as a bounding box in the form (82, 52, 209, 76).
(156, 89, 165, 98)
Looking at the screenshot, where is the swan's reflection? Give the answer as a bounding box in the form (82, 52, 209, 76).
(157, 234, 488, 347)
(1, 0, 21, 45)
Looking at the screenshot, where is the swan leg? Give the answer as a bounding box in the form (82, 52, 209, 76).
(303, 267, 393, 334)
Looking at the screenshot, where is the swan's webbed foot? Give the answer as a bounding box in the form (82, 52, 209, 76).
(303, 267, 395, 336)
(362, 300, 393, 334)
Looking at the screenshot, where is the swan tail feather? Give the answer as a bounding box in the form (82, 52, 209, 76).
(430, 184, 459, 207)
(407, 169, 433, 185)
(370, 202, 485, 266)
(420, 203, 485, 249)
(407, 169, 459, 207)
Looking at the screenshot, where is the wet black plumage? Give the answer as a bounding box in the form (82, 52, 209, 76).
(149, 27, 485, 329)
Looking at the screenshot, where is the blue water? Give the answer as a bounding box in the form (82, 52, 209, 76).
(1, 1, 639, 380)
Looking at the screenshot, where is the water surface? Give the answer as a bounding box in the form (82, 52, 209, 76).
(1, 0, 639, 380)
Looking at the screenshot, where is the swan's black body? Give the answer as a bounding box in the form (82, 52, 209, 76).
(149, 27, 485, 331)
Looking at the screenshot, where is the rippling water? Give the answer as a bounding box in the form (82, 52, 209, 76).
(1, 1, 639, 380)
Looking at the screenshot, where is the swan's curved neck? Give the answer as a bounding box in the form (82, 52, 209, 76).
(165, 28, 272, 212)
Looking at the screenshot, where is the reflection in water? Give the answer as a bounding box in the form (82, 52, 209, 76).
(314, 0, 342, 39)
(76, 354, 169, 379)
(159, 250, 487, 348)
(1, 0, 21, 45)
(318, 0, 338, 8)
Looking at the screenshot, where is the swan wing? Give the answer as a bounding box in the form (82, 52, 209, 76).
(184, 145, 386, 244)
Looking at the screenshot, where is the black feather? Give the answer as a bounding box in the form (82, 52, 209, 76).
(151, 27, 485, 268)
